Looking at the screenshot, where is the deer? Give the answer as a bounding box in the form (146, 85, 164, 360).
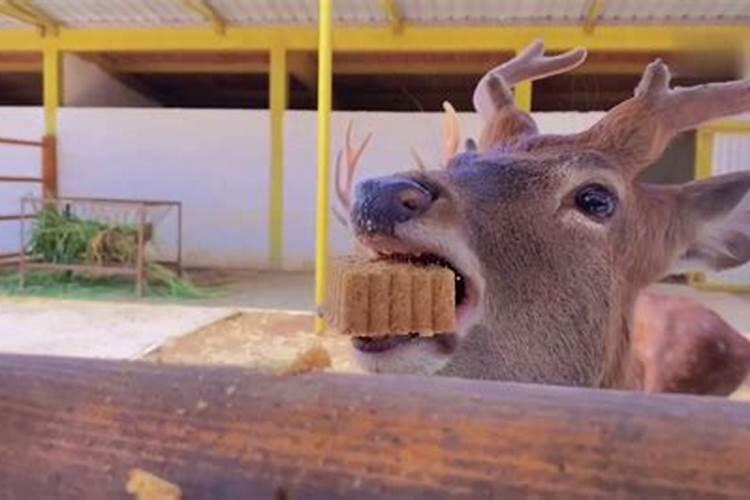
(332, 115, 750, 396)
(330, 39, 750, 392)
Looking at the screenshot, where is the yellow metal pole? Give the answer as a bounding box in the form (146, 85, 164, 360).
(583, 0, 605, 34)
(43, 46, 61, 135)
(688, 128, 715, 288)
(269, 45, 288, 269)
(314, 0, 333, 333)
(0, 25, 746, 53)
(694, 128, 715, 180)
(514, 81, 532, 111)
(514, 45, 533, 112)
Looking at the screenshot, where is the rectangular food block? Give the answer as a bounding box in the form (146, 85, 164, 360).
(324, 255, 456, 336)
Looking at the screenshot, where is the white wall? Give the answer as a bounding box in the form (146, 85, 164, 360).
(58, 108, 270, 268)
(281, 110, 605, 270)
(63, 55, 158, 108)
(0, 108, 44, 254)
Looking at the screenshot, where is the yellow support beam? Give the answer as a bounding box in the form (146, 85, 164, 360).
(59, 55, 651, 77)
(381, 0, 403, 34)
(687, 128, 715, 289)
(315, 0, 333, 333)
(694, 129, 716, 181)
(42, 47, 61, 135)
(513, 46, 533, 111)
(701, 119, 750, 134)
(0, 30, 42, 51)
(583, 0, 605, 34)
(514, 81, 532, 111)
(269, 45, 288, 270)
(0, 25, 744, 53)
(323, 25, 748, 53)
(182, 0, 225, 35)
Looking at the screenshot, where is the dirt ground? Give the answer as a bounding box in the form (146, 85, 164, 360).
(145, 309, 364, 374)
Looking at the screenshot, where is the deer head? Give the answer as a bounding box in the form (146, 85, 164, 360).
(344, 39, 750, 388)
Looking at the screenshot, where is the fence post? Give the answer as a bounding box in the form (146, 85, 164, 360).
(1, 355, 749, 498)
(136, 204, 146, 297)
(41, 134, 57, 199)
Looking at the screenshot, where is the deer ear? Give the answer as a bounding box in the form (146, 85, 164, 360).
(671, 172, 750, 273)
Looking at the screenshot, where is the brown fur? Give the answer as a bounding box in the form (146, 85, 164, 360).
(632, 293, 750, 395)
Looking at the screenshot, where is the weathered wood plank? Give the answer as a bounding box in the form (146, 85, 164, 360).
(0, 354, 748, 499)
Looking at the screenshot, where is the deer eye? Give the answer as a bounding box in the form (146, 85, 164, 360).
(575, 184, 617, 219)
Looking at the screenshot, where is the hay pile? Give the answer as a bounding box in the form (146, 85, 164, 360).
(25, 207, 199, 297)
(30, 208, 141, 266)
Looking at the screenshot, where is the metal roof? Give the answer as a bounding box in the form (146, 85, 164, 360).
(33, 1, 204, 28)
(0, 0, 748, 30)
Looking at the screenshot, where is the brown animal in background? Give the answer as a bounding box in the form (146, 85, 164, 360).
(633, 292, 750, 395)
(330, 39, 750, 390)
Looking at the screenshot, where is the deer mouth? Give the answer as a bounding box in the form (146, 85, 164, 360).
(351, 236, 479, 356)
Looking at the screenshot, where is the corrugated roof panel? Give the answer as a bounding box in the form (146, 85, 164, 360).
(0, 0, 745, 29)
(210, 0, 386, 25)
(0, 16, 28, 29)
(600, 0, 750, 24)
(399, 0, 590, 25)
(31, 0, 204, 28)
(209, 0, 313, 24)
(335, 0, 387, 23)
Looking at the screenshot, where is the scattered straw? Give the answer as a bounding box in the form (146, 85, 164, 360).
(126, 468, 181, 500)
(277, 343, 332, 376)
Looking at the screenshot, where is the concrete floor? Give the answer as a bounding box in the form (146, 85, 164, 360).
(0, 295, 233, 359)
(189, 269, 315, 311)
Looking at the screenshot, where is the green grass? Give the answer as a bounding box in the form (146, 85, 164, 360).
(4, 206, 215, 302)
(0, 267, 218, 302)
(29, 207, 139, 265)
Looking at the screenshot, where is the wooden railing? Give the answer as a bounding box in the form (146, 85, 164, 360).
(0, 354, 748, 498)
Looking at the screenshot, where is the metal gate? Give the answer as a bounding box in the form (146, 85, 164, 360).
(0, 135, 56, 265)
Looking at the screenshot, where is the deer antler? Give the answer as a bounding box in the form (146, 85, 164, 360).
(331, 101, 480, 228)
(442, 101, 460, 161)
(474, 40, 587, 150)
(332, 120, 372, 228)
(583, 59, 750, 176)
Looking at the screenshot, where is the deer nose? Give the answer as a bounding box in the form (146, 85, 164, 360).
(351, 177, 434, 236)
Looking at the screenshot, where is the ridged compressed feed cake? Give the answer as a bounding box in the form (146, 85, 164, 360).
(324, 256, 456, 336)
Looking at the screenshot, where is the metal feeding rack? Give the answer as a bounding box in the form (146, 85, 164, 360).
(18, 196, 182, 296)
